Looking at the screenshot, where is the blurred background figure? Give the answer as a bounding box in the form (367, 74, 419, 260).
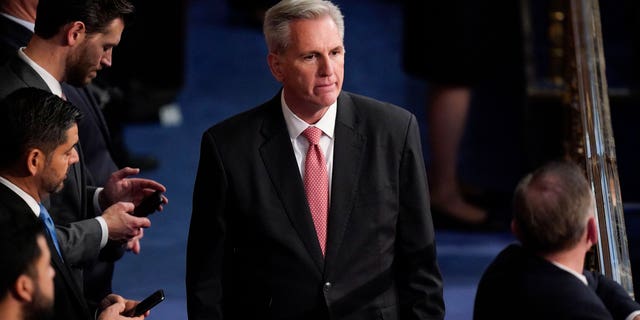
(225, 0, 277, 28)
(474, 161, 640, 319)
(95, 0, 189, 171)
(402, 0, 525, 231)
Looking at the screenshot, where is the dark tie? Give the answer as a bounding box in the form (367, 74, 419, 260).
(39, 203, 63, 259)
(301, 126, 329, 255)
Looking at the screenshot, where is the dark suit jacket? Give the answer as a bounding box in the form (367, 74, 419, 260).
(63, 83, 118, 186)
(0, 55, 104, 266)
(0, 55, 124, 306)
(0, 14, 31, 63)
(186, 91, 445, 320)
(62, 82, 120, 305)
(0, 183, 92, 320)
(474, 244, 640, 319)
(0, 14, 118, 186)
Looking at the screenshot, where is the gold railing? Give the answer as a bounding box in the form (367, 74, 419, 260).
(565, 0, 633, 297)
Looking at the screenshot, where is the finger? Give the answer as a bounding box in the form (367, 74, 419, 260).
(129, 216, 151, 229)
(128, 179, 167, 193)
(110, 167, 140, 181)
(102, 293, 125, 307)
(132, 239, 141, 254)
(120, 201, 135, 213)
(112, 301, 126, 313)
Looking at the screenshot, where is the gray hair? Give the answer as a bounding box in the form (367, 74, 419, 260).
(512, 161, 594, 254)
(263, 0, 345, 54)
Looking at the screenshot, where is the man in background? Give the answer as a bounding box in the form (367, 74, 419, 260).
(474, 161, 640, 319)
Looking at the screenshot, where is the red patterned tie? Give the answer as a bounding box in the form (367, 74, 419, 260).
(302, 126, 328, 255)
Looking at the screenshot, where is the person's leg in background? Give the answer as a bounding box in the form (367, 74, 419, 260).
(427, 84, 487, 224)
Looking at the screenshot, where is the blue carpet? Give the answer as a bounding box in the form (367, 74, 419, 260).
(110, 0, 639, 319)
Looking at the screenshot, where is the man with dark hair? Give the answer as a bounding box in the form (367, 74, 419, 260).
(0, 220, 55, 320)
(474, 161, 640, 319)
(0, 0, 168, 309)
(0, 87, 147, 320)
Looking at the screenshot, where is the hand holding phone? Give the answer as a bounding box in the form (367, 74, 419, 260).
(125, 289, 165, 317)
(133, 191, 164, 217)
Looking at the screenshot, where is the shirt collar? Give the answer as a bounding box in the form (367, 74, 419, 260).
(0, 176, 40, 217)
(281, 89, 337, 139)
(17, 47, 63, 98)
(551, 261, 588, 285)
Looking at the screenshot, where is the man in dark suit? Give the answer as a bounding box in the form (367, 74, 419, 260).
(473, 161, 640, 319)
(0, 0, 34, 63)
(0, 0, 168, 310)
(0, 215, 55, 320)
(0, 0, 121, 186)
(186, 1, 445, 319)
(0, 87, 146, 320)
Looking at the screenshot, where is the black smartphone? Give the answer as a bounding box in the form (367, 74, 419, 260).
(132, 190, 163, 217)
(126, 289, 165, 317)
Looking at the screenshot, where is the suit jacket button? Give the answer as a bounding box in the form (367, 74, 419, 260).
(323, 282, 332, 292)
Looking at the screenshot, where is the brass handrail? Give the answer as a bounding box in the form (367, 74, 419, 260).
(566, 0, 634, 297)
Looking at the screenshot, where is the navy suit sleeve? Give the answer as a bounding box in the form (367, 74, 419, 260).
(588, 271, 640, 319)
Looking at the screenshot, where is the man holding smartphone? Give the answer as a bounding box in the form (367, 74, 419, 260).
(0, 87, 149, 320)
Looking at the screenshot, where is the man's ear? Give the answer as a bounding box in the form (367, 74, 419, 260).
(586, 216, 599, 246)
(26, 149, 44, 176)
(267, 53, 284, 82)
(510, 219, 520, 238)
(65, 21, 86, 46)
(13, 274, 35, 302)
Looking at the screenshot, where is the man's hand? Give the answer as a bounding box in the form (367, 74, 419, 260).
(99, 167, 168, 210)
(98, 294, 147, 319)
(125, 228, 144, 254)
(101, 202, 151, 242)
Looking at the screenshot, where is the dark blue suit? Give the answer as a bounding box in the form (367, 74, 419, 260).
(0, 183, 92, 320)
(0, 14, 31, 63)
(474, 244, 640, 319)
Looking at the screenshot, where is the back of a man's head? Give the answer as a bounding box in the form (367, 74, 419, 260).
(512, 161, 593, 254)
(34, 0, 133, 39)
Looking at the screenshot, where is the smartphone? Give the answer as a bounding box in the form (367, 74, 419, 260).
(126, 289, 165, 317)
(132, 190, 163, 217)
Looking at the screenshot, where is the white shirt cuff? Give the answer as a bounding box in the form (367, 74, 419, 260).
(626, 310, 640, 320)
(95, 216, 108, 248)
(93, 187, 104, 215)
(93, 187, 108, 248)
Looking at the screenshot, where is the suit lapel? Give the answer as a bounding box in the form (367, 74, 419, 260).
(0, 184, 89, 316)
(46, 227, 90, 312)
(63, 83, 114, 149)
(324, 93, 365, 273)
(259, 96, 325, 272)
(8, 55, 51, 91)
